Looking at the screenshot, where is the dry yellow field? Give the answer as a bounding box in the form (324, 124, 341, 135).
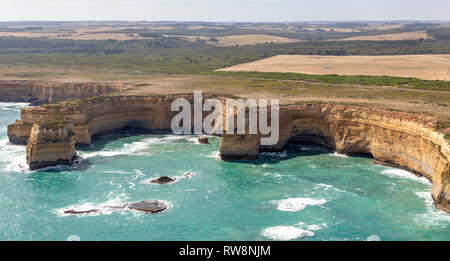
(337, 30, 432, 41)
(214, 34, 299, 46)
(217, 54, 450, 81)
(0, 26, 155, 41)
(55, 33, 144, 40)
(171, 34, 299, 46)
(303, 27, 360, 33)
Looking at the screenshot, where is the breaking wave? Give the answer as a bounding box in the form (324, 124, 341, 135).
(381, 168, 430, 184)
(80, 135, 202, 159)
(274, 197, 327, 212)
(262, 222, 326, 240)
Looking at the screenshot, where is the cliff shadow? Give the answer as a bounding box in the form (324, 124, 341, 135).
(224, 134, 374, 166)
(78, 126, 157, 152)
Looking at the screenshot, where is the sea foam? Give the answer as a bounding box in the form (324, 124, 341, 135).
(274, 197, 327, 212)
(262, 222, 326, 240)
(262, 226, 314, 240)
(80, 135, 203, 159)
(380, 168, 430, 184)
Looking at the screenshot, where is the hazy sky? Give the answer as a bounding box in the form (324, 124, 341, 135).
(1, 0, 449, 22)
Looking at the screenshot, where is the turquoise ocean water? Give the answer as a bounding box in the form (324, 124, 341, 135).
(0, 102, 449, 241)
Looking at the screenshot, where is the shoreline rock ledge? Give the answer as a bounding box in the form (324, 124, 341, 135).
(26, 115, 77, 170)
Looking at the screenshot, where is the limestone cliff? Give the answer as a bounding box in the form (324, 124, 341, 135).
(7, 120, 32, 145)
(0, 81, 133, 105)
(7, 96, 450, 213)
(220, 104, 450, 212)
(26, 115, 77, 170)
(8, 95, 198, 145)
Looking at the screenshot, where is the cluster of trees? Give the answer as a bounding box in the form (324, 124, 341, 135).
(427, 28, 450, 40)
(1, 35, 450, 75)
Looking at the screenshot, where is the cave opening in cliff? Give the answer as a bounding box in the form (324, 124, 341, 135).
(286, 130, 374, 159)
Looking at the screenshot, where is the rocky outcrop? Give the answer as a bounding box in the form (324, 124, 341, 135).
(198, 135, 209, 144)
(150, 176, 177, 184)
(184, 172, 194, 179)
(7, 120, 32, 145)
(64, 209, 99, 215)
(0, 81, 132, 105)
(7, 96, 450, 213)
(127, 200, 168, 213)
(64, 200, 168, 215)
(26, 115, 77, 170)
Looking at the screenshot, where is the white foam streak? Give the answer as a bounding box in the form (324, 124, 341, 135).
(80, 135, 203, 159)
(330, 152, 348, 158)
(262, 226, 313, 240)
(414, 191, 450, 227)
(0, 102, 30, 109)
(381, 168, 430, 184)
(274, 197, 327, 212)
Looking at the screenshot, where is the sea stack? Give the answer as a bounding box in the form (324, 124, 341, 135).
(198, 135, 209, 144)
(26, 115, 77, 170)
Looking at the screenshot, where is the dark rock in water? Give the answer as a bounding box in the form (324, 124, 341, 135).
(127, 200, 167, 213)
(198, 135, 209, 144)
(64, 209, 99, 215)
(184, 172, 194, 179)
(63, 200, 168, 215)
(150, 176, 176, 184)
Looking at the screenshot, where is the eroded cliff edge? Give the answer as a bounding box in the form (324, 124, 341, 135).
(0, 81, 133, 105)
(6, 96, 450, 213)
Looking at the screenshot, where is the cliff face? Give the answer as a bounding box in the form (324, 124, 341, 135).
(10, 95, 188, 145)
(220, 104, 450, 212)
(7, 120, 32, 145)
(26, 116, 76, 170)
(7, 96, 450, 213)
(0, 81, 132, 105)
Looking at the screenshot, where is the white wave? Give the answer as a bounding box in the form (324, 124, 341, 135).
(274, 197, 327, 212)
(317, 183, 333, 191)
(79, 135, 203, 159)
(262, 226, 314, 240)
(260, 151, 287, 158)
(0, 102, 30, 109)
(103, 170, 130, 174)
(207, 151, 220, 160)
(81, 150, 128, 159)
(306, 225, 322, 231)
(414, 191, 450, 227)
(0, 138, 28, 173)
(330, 152, 348, 158)
(380, 168, 430, 184)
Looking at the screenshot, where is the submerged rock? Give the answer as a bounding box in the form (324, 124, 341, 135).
(150, 176, 176, 184)
(198, 135, 209, 144)
(184, 172, 194, 179)
(64, 209, 99, 215)
(127, 200, 167, 213)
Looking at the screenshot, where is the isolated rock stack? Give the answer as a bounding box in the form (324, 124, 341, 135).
(26, 115, 77, 170)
